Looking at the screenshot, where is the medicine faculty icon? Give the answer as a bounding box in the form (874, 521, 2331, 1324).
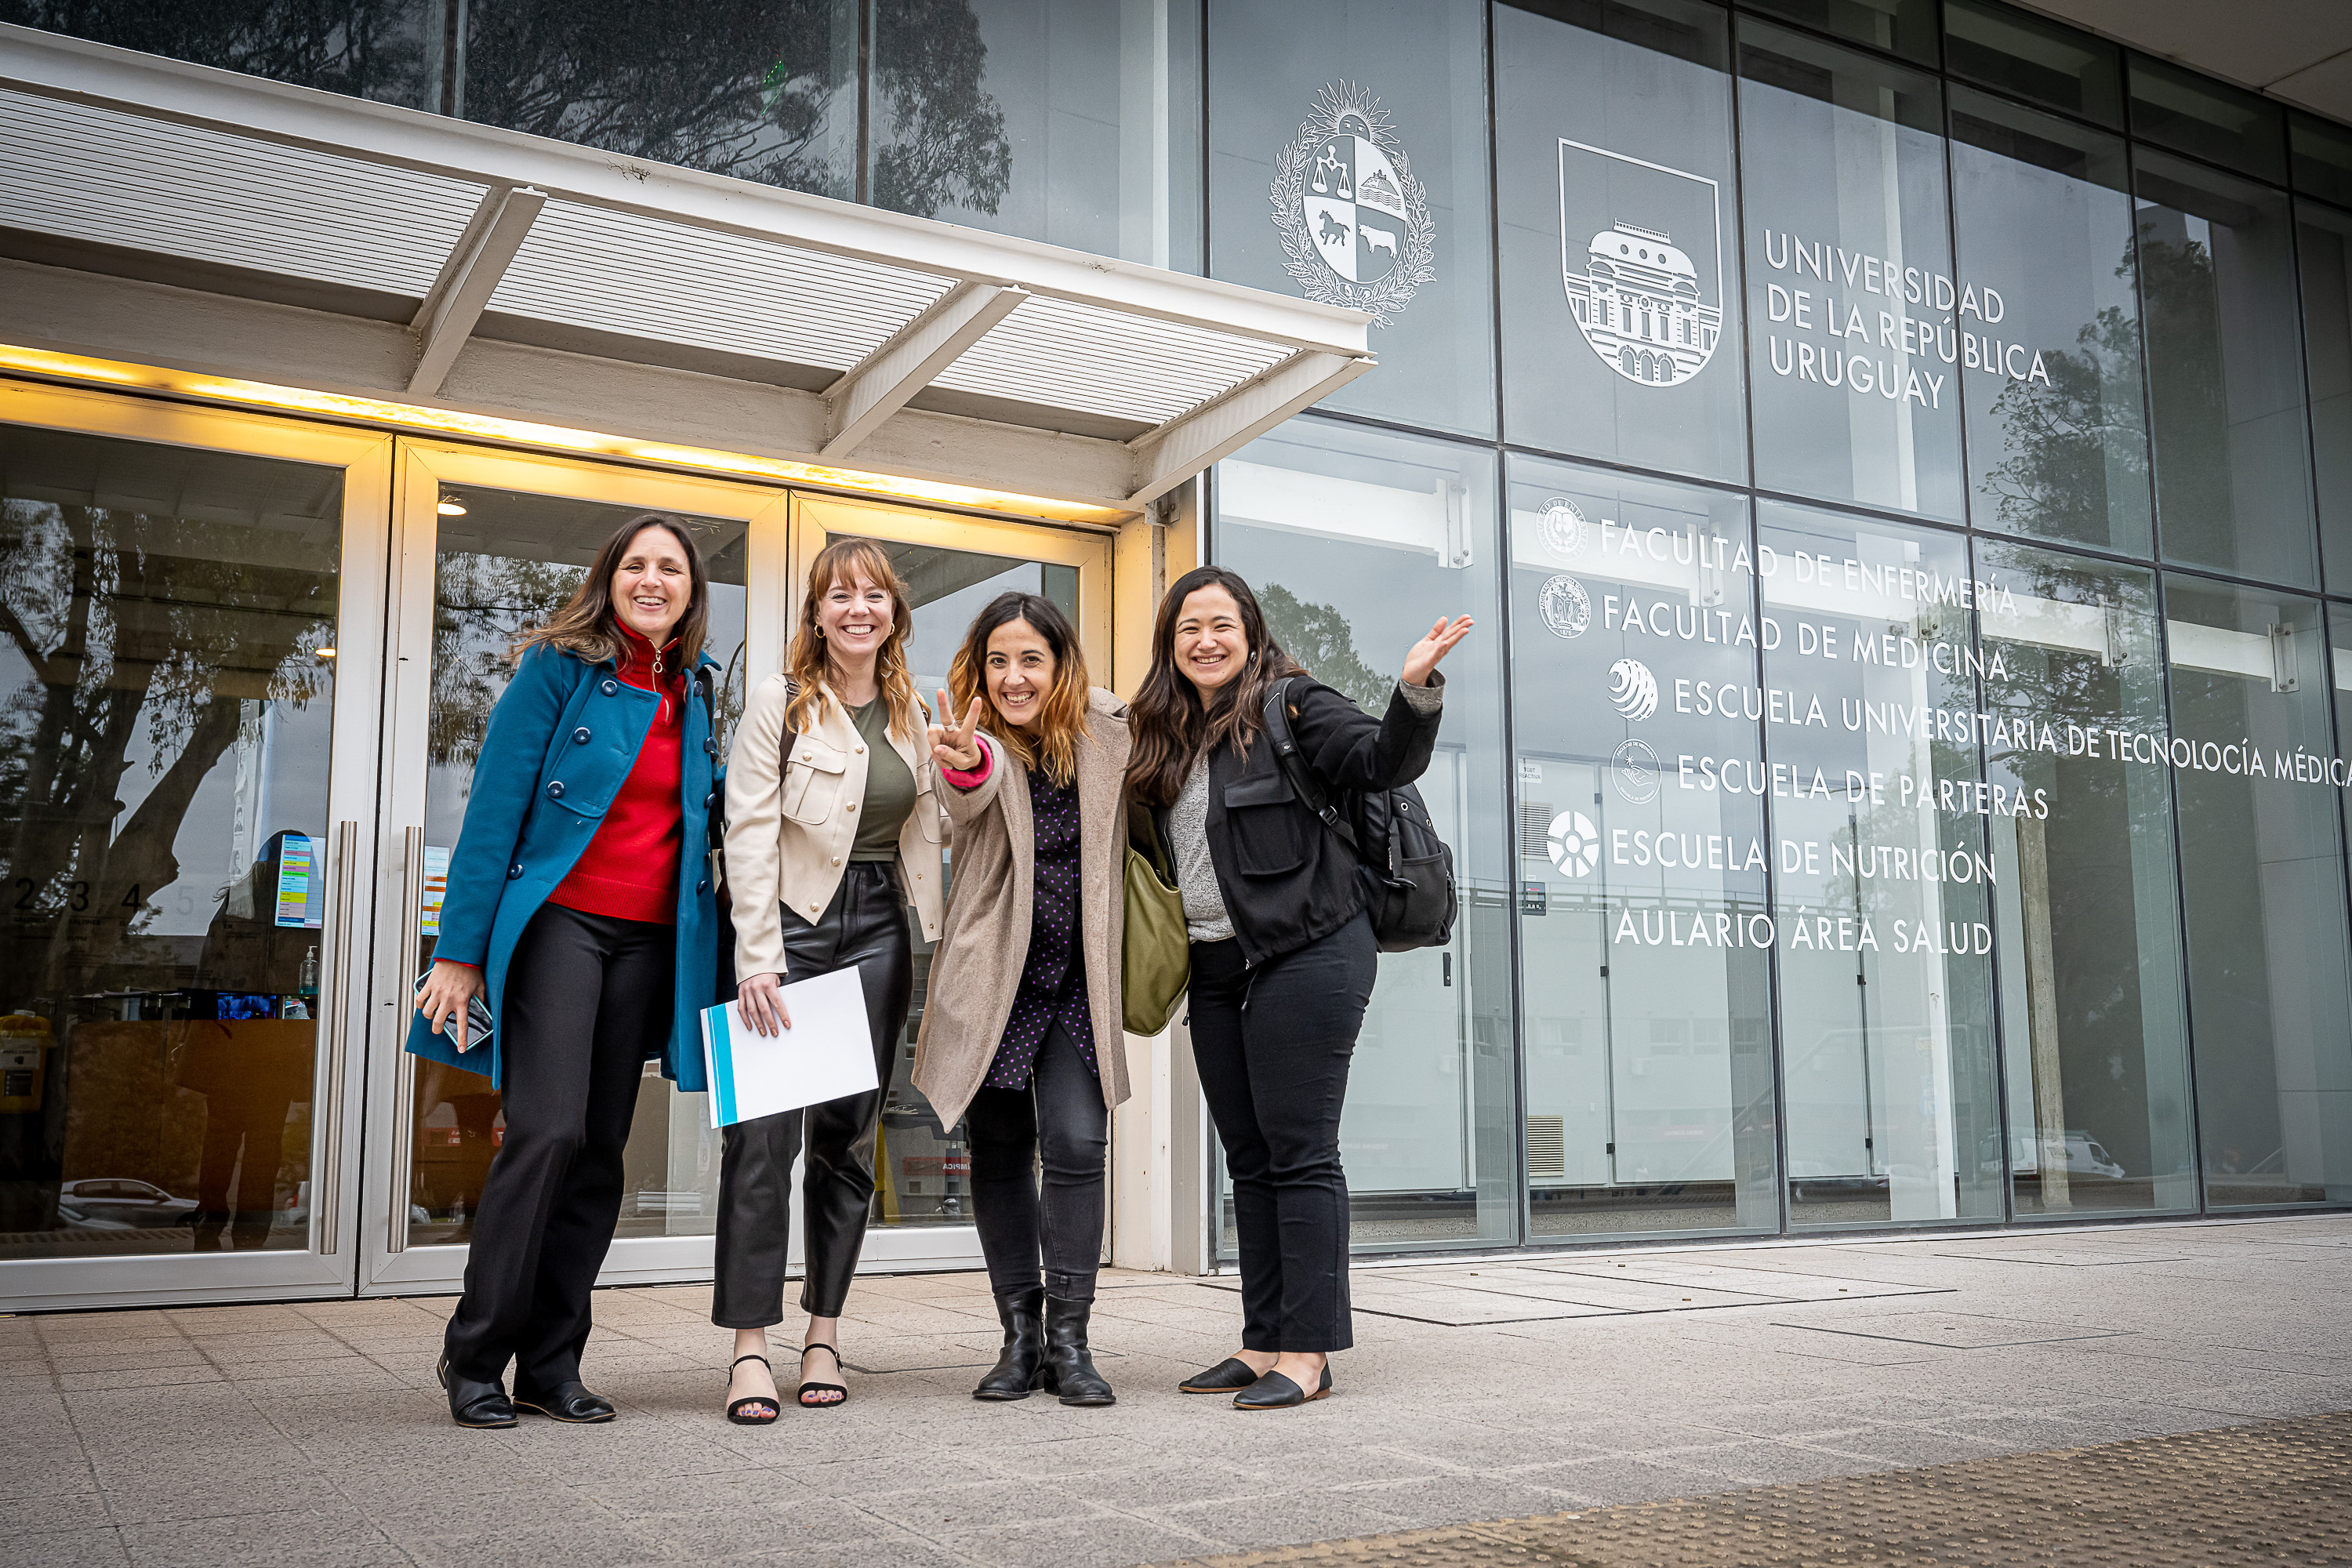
(1539, 573, 1591, 639)
(1548, 810, 1600, 879)
(1272, 83, 1436, 325)
(1608, 659, 1658, 722)
(1558, 140, 1725, 387)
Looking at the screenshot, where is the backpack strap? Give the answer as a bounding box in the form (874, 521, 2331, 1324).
(1261, 677, 1359, 853)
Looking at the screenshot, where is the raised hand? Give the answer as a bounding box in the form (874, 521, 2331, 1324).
(927, 688, 985, 771)
(1402, 615, 1475, 688)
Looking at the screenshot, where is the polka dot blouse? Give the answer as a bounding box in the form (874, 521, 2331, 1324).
(981, 766, 1100, 1091)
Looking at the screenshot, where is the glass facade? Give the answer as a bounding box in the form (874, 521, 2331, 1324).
(12, 0, 2352, 1262)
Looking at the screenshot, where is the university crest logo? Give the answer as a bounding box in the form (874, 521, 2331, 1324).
(1558, 140, 1725, 387)
(1271, 83, 1436, 325)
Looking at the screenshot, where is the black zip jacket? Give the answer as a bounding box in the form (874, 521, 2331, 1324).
(1154, 673, 1443, 968)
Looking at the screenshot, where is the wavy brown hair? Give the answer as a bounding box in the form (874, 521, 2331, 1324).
(947, 592, 1091, 787)
(514, 513, 709, 670)
(1125, 566, 1305, 807)
(785, 537, 922, 740)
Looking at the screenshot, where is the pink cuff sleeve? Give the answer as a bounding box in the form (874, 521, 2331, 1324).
(940, 749, 993, 790)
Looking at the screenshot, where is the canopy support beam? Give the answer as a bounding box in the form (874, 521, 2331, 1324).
(822, 281, 1029, 460)
(408, 183, 543, 396)
(1126, 351, 1372, 507)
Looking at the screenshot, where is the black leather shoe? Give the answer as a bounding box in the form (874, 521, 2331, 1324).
(1178, 1356, 1261, 1394)
(1040, 1296, 1114, 1406)
(973, 1288, 1047, 1402)
(437, 1354, 517, 1428)
(1232, 1363, 1333, 1410)
(513, 1378, 616, 1423)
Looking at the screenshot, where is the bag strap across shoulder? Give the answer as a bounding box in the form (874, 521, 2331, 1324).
(1261, 677, 1359, 853)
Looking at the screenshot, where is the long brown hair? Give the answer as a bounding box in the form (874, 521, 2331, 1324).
(947, 592, 1092, 787)
(785, 537, 922, 740)
(514, 513, 709, 670)
(1125, 566, 1305, 807)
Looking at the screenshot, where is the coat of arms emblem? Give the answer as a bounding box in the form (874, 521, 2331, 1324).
(1558, 140, 1725, 387)
(1271, 83, 1435, 325)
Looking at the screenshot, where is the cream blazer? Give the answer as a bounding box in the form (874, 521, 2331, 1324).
(723, 673, 948, 980)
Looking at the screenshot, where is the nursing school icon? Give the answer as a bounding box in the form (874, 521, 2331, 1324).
(1538, 573, 1591, 639)
(1608, 659, 1658, 722)
(1539, 496, 1588, 561)
(1559, 140, 1725, 387)
(1612, 739, 1661, 805)
(1271, 82, 1436, 325)
(1548, 810, 1601, 879)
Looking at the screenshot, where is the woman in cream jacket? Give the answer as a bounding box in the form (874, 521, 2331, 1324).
(713, 539, 953, 1419)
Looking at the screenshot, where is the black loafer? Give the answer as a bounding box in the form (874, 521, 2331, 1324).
(437, 1354, 517, 1428)
(513, 1379, 616, 1423)
(1232, 1363, 1333, 1410)
(1178, 1356, 1261, 1395)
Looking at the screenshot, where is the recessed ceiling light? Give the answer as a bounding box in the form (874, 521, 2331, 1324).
(315, 647, 337, 659)
(437, 495, 467, 516)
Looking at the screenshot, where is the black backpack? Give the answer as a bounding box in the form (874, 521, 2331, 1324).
(1261, 677, 1458, 953)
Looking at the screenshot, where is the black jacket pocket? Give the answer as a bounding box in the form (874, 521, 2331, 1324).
(1223, 771, 1310, 875)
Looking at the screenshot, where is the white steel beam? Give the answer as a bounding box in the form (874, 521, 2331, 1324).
(408, 183, 543, 396)
(820, 281, 1028, 460)
(1125, 351, 1374, 507)
(0, 24, 1373, 358)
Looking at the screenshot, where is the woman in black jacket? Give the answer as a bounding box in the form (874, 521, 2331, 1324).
(1125, 566, 1472, 1410)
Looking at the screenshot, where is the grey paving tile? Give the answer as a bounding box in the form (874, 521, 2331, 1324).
(955, 1511, 1218, 1568)
(858, 1476, 1102, 1534)
(2, 1526, 132, 1566)
(118, 1511, 406, 1568)
(0, 1488, 114, 1532)
(0, 1456, 103, 1501)
(1145, 1486, 1417, 1551)
(98, 1470, 347, 1527)
(1051, 1459, 1262, 1510)
(398, 1520, 672, 1568)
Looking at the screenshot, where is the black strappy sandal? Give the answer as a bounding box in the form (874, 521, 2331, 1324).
(797, 1343, 848, 1409)
(725, 1353, 780, 1425)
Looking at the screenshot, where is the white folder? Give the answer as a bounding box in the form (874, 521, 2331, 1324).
(701, 965, 879, 1129)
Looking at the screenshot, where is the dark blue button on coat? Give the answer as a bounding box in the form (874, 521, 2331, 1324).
(404, 641, 723, 1092)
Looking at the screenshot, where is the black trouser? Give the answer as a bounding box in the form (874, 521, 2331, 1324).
(967, 1017, 1109, 1302)
(1189, 909, 1376, 1354)
(712, 862, 912, 1326)
(443, 903, 672, 1389)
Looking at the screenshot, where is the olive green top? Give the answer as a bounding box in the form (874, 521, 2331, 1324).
(849, 697, 916, 862)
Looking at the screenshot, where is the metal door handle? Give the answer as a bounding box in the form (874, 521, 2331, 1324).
(387, 825, 426, 1254)
(310, 820, 359, 1257)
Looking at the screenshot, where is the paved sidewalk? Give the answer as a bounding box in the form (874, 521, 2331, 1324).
(4, 1214, 2350, 1567)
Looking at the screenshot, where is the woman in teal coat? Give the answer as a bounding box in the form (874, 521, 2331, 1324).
(408, 512, 722, 1429)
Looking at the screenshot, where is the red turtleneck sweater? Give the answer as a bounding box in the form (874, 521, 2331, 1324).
(547, 626, 686, 926)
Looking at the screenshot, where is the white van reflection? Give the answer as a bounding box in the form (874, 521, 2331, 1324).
(55, 1178, 198, 1229)
(1981, 1131, 2126, 1181)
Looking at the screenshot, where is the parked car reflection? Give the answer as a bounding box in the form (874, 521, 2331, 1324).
(1980, 1130, 2127, 1181)
(54, 1178, 198, 1229)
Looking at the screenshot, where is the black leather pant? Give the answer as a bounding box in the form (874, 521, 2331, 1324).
(967, 1017, 1109, 1301)
(444, 903, 671, 1387)
(712, 862, 912, 1326)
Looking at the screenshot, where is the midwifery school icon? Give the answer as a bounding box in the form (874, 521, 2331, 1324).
(1559, 140, 1725, 387)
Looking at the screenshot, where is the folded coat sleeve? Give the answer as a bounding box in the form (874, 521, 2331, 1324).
(434, 645, 571, 967)
(725, 673, 792, 981)
(1292, 671, 1446, 796)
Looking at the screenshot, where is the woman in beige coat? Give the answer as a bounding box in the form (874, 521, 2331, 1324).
(916, 591, 1130, 1406)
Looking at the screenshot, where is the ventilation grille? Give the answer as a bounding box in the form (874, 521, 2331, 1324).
(1521, 800, 1553, 862)
(1526, 1114, 1566, 1179)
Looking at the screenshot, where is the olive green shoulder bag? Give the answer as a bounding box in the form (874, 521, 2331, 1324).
(1121, 811, 1189, 1035)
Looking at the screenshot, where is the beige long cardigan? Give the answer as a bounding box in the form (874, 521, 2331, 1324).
(913, 688, 1131, 1131)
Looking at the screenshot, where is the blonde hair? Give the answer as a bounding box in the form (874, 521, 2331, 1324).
(785, 538, 923, 740)
(946, 592, 1091, 787)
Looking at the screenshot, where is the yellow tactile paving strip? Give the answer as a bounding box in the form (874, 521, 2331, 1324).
(1149, 1410, 2352, 1566)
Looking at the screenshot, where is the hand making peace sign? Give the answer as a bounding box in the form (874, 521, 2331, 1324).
(928, 688, 986, 772)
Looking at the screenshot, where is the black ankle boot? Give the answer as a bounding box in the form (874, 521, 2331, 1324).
(972, 1289, 1047, 1401)
(1041, 1296, 1114, 1406)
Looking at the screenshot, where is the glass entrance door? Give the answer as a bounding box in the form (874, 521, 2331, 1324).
(0, 382, 393, 1312)
(790, 494, 1113, 1273)
(361, 443, 786, 1294)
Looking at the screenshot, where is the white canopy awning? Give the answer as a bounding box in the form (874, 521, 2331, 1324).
(0, 25, 1374, 520)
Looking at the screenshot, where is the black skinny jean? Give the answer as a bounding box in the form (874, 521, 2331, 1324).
(966, 1017, 1109, 1302)
(443, 902, 672, 1391)
(712, 862, 913, 1326)
(1189, 909, 1377, 1353)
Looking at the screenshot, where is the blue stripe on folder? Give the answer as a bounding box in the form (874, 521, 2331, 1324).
(708, 1004, 737, 1126)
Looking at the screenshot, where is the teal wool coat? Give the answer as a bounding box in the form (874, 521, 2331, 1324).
(404, 641, 723, 1091)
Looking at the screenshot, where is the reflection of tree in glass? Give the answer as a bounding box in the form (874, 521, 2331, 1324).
(0, 1, 429, 107)
(869, 0, 1010, 218)
(2131, 227, 2229, 554)
(0, 500, 334, 1004)
(429, 553, 585, 769)
(1255, 583, 1390, 715)
(1982, 267, 2148, 543)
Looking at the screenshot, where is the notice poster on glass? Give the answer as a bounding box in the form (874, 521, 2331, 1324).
(274, 833, 322, 928)
(419, 845, 450, 935)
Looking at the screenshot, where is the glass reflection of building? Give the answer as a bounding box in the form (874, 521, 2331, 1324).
(5, 0, 2352, 1290)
